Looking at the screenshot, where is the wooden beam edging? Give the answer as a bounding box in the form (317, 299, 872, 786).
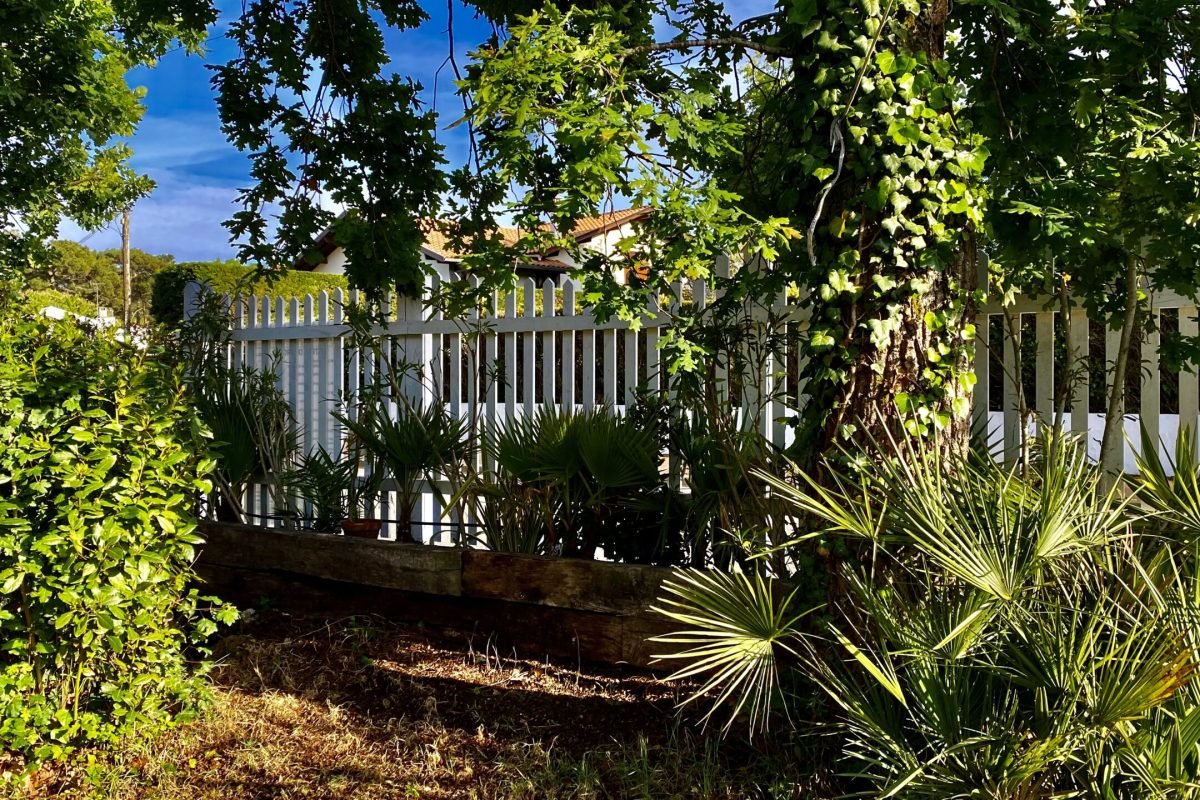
(460, 549, 668, 615)
(198, 522, 463, 597)
(196, 522, 692, 668)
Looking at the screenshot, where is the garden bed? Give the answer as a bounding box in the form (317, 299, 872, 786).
(195, 522, 682, 668)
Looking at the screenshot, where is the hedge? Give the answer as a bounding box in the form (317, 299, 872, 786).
(151, 261, 347, 326)
(23, 289, 99, 319)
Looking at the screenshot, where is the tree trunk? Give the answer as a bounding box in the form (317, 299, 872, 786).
(815, 248, 978, 459)
(1098, 252, 1140, 481)
(121, 208, 132, 327)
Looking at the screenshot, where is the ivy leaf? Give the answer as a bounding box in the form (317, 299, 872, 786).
(888, 119, 922, 146)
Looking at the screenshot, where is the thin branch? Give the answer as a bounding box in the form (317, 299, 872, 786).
(627, 37, 791, 58)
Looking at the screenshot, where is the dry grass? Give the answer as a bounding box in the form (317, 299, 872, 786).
(17, 613, 821, 799)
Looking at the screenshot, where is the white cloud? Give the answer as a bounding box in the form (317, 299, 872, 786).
(59, 170, 243, 261)
(127, 114, 239, 172)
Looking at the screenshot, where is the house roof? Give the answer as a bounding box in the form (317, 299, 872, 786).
(566, 207, 652, 242)
(296, 208, 651, 271)
(419, 221, 524, 262)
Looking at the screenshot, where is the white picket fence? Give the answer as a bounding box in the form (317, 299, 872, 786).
(976, 289, 1200, 475)
(185, 276, 1200, 542)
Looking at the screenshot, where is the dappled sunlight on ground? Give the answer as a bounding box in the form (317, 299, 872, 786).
(24, 613, 813, 800)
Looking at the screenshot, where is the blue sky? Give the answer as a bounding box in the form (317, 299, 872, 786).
(60, 0, 775, 262)
(60, 1, 491, 261)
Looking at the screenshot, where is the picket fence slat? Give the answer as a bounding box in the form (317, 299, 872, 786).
(1104, 323, 1123, 473)
(562, 282, 577, 409)
(1069, 307, 1089, 440)
(1181, 307, 1199, 454)
(1142, 309, 1161, 455)
(1002, 314, 1020, 464)
(1035, 312, 1053, 424)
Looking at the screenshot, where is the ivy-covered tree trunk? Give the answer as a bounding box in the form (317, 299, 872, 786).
(812, 244, 980, 457)
(763, 0, 987, 460)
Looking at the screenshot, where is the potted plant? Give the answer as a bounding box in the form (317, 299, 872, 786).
(340, 423, 386, 539)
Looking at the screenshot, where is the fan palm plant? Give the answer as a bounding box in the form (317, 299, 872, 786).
(485, 407, 662, 558)
(336, 401, 468, 542)
(654, 434, 1200, 796)
(671, 411, 791, 570)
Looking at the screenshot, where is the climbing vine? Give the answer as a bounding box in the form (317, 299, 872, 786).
(776, 0, 989, 452)
(457, 0, 988, 455)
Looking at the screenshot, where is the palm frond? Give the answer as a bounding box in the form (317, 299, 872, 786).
(651, 569, 811, 734)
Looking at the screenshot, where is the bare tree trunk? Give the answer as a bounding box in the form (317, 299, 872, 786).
(1098, 252, 1140, 481)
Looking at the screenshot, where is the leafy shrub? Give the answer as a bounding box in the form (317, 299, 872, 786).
(150, 260, 347, 326)
(0, 308, 236, 761)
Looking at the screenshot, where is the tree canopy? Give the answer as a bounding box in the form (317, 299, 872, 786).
(5, 0, 1198, 454)
(0, 1, 212, 275)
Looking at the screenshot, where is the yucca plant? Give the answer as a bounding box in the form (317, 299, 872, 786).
(194, 361, 300, 525)
(654, 434, 1200, 797)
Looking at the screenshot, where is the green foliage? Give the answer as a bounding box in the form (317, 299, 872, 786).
(192, 362, 299, 525)
(26, 241, 175, 321)
(0, 0, 212, 275)
(0, 306, 235, 761)
(151, 260, 347, 326)
(211, 0, 446, 295)
(470, 475, 552, 554)
(29, 242, 122, 312)
(1137, 424, 1200, 541)
(176, 290, 301, 525)
(959, 1, 1200, 328)
(454, 5, 799, 357)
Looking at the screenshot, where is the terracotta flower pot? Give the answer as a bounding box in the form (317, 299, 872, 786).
(341, 518, 383, 539)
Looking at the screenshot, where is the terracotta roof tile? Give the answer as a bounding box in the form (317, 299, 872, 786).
(567, 207, 651, 240)
(419, 221, 526, 261)
(299, 208, 649, 269)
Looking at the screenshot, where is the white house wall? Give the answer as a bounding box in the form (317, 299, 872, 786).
(307, 221, 642, 286)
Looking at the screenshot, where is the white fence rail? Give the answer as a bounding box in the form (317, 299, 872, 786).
(186, 278, 1200, 542)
